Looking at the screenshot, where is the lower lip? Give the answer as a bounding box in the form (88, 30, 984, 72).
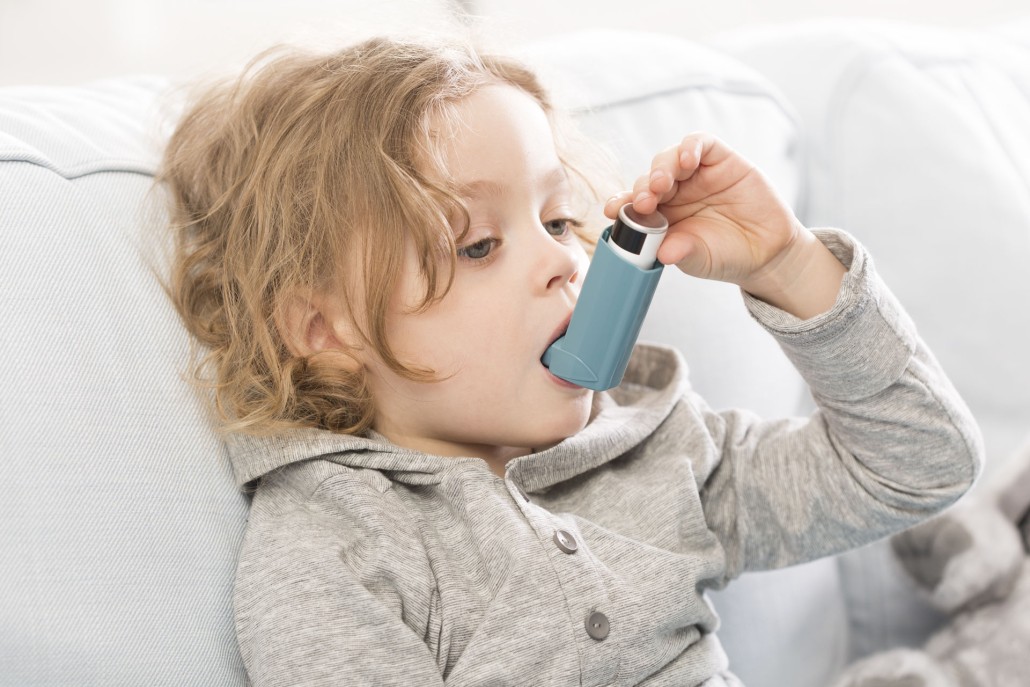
(544, 364, 585, 390)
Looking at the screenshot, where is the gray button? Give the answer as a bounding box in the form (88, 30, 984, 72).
(585, 611, 609, 640)
(553, 529, 578, 554)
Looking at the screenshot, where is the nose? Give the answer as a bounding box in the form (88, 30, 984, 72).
(534, 228, 582, 294)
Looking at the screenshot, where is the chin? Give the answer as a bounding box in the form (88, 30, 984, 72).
(532, 399, 593, 448)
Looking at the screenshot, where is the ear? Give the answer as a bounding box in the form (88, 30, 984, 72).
(276, 290, 363, 373)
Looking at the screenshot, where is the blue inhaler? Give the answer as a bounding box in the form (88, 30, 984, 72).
(541, 203, 668, 391)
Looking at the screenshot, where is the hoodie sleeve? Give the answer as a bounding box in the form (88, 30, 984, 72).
(232, 468, 445, 687)
(692, 228, 984, 581)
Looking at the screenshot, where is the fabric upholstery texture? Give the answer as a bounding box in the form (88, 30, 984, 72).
(0, 78, 249, 685)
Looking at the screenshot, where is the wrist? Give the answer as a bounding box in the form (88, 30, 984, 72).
(741, 228, 847, 320)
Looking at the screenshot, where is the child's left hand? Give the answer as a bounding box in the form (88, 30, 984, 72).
(604, 132, 846, 319)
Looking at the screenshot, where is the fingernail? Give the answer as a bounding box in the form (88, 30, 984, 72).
(649, 169, 664, 183)
(634, 191, 650, 205)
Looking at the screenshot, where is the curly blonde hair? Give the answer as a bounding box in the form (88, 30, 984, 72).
(158, 34, 619, 438)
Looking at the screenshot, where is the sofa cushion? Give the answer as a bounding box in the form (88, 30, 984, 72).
(0, 77, 249, 685)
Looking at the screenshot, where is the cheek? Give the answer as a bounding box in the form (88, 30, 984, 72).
(391, 296, 520, 377)
(449, 303, 523, 372)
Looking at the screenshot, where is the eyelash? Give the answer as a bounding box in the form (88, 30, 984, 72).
(456, 217, 585, 263)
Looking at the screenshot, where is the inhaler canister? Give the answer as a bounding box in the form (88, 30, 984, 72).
(607, 204, 669, 268)
(541, 204, 669, 391)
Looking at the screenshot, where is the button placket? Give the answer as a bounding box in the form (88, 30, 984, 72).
(527, 511, 619, 685)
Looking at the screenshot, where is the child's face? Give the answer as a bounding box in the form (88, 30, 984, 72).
(365, 83, 594, 472)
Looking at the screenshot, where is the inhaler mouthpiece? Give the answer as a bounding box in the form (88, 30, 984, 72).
(541, 204, 669, 391)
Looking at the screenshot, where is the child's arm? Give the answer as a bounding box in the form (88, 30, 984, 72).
(607, 133, 984, 576)
(604, 132, 846, 320)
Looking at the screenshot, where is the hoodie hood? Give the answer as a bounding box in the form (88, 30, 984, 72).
(225, 343, 690, 493)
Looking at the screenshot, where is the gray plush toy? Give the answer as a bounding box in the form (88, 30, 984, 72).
(834, 437, 1030, 687)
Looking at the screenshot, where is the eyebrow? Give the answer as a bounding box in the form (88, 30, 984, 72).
(455, 167, 571, 200)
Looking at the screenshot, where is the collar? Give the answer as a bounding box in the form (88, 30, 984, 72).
(225, 342, 690, 492)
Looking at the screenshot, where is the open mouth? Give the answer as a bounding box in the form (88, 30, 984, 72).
(541, 313, 573, 368)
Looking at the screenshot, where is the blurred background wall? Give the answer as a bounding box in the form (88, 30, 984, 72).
(2, 0, 1029, 86)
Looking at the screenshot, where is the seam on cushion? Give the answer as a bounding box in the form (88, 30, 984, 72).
(572, 78, 800, 125)
(825, 50, 1012, 150)
(952, 65, 1030, 196)
(829, 45, 1030, 201)
(0, 154, 156, 180)
(821, 28, 1009, 227)
(824, 40, 904, 226)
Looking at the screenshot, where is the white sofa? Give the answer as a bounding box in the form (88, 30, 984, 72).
(3, 19, 1028, 686)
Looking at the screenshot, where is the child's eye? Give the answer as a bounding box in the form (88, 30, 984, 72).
(456, 238, 498, 261)
(544, 218, 584, 238)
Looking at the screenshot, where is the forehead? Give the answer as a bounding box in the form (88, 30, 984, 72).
(429, 83, 564, 189)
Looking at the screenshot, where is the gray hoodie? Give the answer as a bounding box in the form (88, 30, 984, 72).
(226, 228, 982, 686)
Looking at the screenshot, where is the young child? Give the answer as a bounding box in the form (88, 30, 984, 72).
(159, 34, 983, 686)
